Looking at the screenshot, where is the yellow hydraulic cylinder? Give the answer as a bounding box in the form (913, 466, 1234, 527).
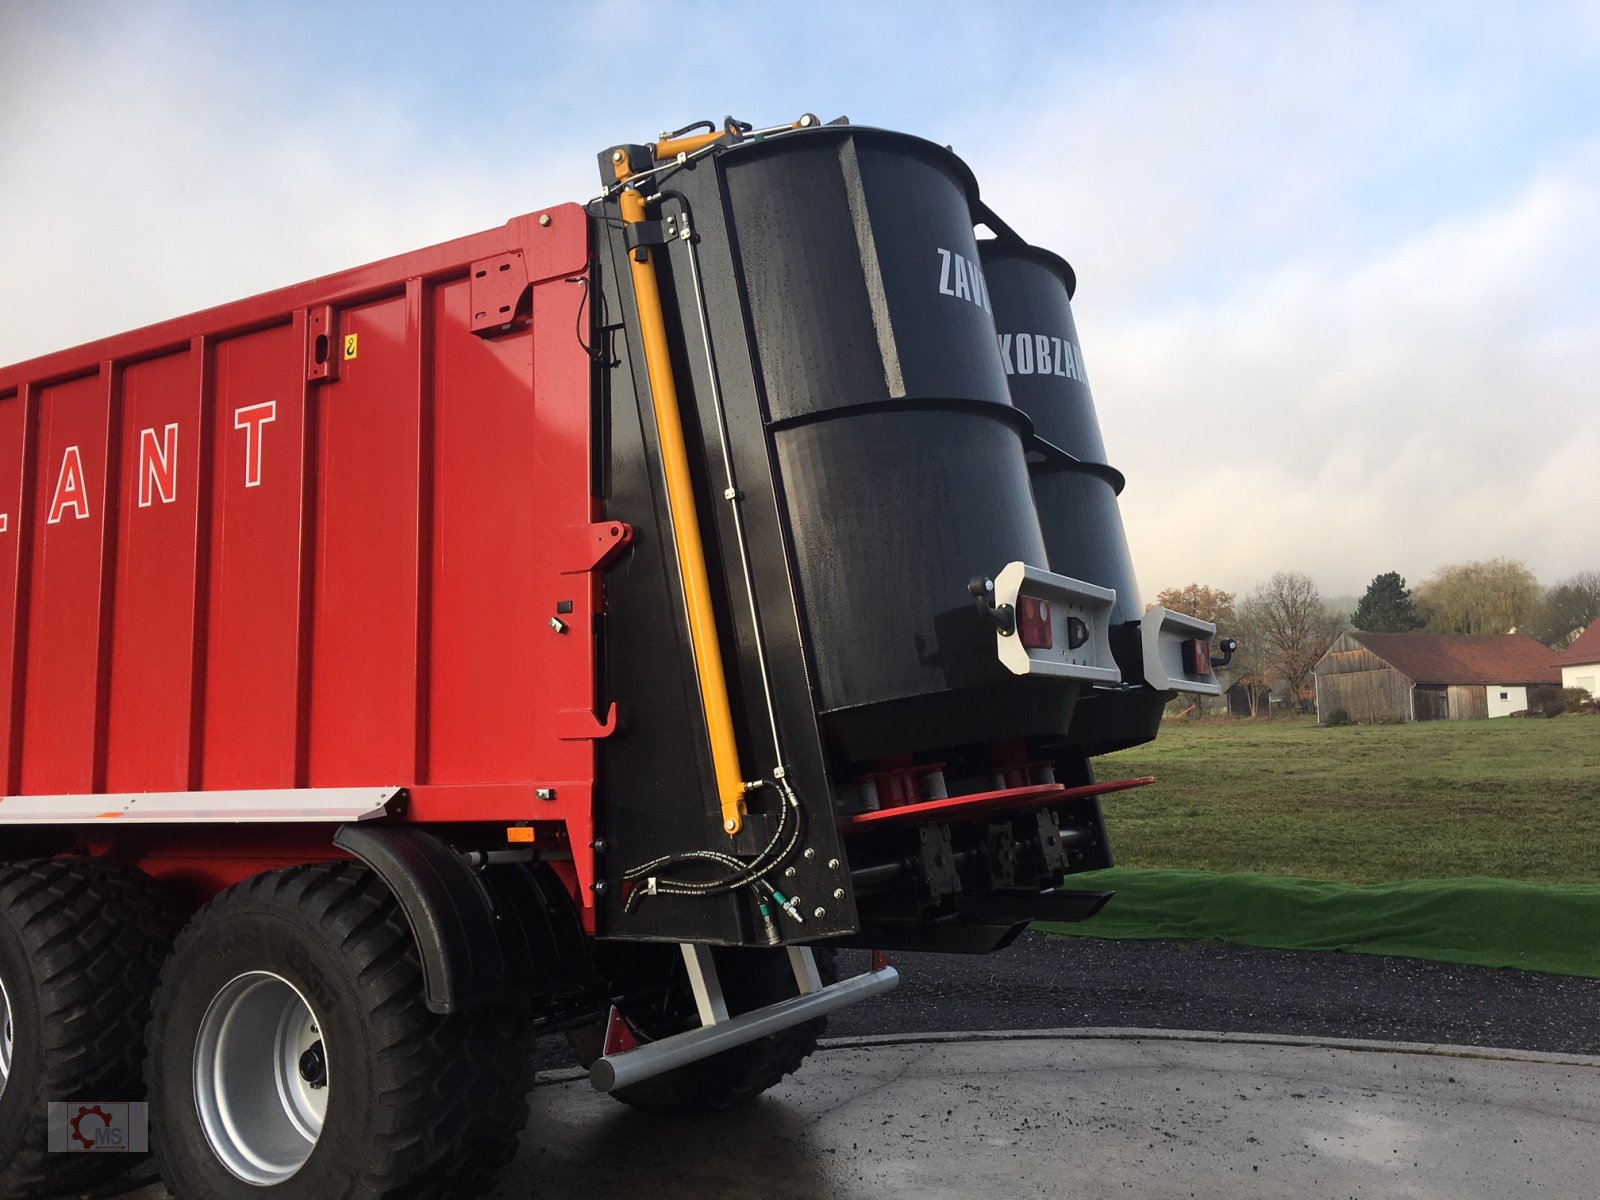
(618, 185, 748, 835)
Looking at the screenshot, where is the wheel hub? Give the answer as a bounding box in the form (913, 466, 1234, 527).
(193, 971, 328, 1185)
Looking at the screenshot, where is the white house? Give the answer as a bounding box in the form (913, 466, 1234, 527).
(1557, 618, 1600, 698)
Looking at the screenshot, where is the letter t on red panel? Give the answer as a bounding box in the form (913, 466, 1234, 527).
(233, 402, 277, 488)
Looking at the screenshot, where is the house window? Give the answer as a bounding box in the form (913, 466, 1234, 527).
(1500, 692, 1509, 701)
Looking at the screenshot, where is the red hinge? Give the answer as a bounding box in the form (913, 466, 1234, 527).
(562, 521, 635, 574)
(556, 703, 618, 741)
(469, 251, 531, 334)
(306, 305, 340, 383)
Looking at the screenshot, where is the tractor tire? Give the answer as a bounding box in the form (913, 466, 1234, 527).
(0, 858, 179, 1199)
(146, 861, 533, 1199)
(569, 944, 836, 1115)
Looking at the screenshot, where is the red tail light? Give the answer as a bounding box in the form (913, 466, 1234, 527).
(1017, 596, 1053, 649)
(1181, 638, 1212, 677)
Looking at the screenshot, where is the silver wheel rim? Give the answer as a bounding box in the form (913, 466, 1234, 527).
(0, 975, 13, 1092)
(193, 971, 328, 1185)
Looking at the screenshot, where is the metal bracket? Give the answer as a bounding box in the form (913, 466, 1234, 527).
(561, 521, 635, 574)
(555, 703, 618, 741)
(469, 250, 531, 334)
(305, 305, 341, 383)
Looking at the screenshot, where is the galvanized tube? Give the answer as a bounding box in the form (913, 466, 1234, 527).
(589, 965, 900, 1093)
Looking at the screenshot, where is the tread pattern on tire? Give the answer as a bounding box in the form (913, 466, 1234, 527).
(147, 861, 533, 1200)
(0, 858, 178, 1199)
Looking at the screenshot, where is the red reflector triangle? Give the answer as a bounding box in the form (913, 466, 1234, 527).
(602, 1005, 639, 1056)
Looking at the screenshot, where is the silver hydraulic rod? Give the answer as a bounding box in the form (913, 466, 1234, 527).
(677, 211, 786, 766)
(590, 965, 899, 1093)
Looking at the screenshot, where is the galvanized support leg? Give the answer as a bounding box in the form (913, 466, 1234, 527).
(787, 946, 822, 995)
(680, 943, 730, 1026)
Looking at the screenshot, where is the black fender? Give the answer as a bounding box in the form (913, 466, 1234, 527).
(332, 823, 589, 1014)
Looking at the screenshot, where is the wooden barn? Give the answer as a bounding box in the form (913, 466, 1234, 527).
(1314, 632, 1561, 724)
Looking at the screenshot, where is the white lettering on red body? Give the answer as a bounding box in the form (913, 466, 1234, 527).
(233, 402, 276, 488)
(138, 424, 179, 507)
(47, 446, 91, 524)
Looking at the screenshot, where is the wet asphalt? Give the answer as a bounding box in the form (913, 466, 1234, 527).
(533, 932, 1600, 1075)
(822, 933, 1600, 1055)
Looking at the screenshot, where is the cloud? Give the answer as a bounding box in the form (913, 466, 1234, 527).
(4, 0, 1597, 604)
(1101, 146, 1600, 596)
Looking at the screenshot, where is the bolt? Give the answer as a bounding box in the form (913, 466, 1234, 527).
(832, 888, 845, 900)
(592, 880, 608, 894)
(538, 213, 552, 227)
(590, 838, 608, 853)
(611, 149, 624, 162)
(784, 866, 797, 878)
(812, 907, 825, 919)
(724, 818, 738, 832)
(804, 847, 816, 860)
(827, 858, 840, 870)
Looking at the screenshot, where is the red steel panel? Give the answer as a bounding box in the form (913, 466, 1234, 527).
(203, 324, 307, 789)
(106, 349, 203, 790)
(428, 276, 541, 783)
(22, 372, 113, 793)
(309, 295, 420, 785)
(0, 386, 31, 790)
(0, 205, 596, 910)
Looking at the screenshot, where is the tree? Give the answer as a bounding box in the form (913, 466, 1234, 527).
(1240, 571, 1344, 713)
(1152, 583, 1236, 629)
(1227, 603, 1276, 717)
(1415, 558, 1542, 635)
(1152, 584, 1236, 713)
(1534, 570, 1600, 649)
(1351, 571, 1423, 632)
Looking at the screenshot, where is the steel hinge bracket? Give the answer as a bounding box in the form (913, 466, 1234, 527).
(469, 250, 531, 334)
(556, 703, 618, 741)
(562, 521, 635, 574)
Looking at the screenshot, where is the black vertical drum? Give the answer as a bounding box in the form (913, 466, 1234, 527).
(978, 242, 1142, 627)
(703, 130, 1078, 760)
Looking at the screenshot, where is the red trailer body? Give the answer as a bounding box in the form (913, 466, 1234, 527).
(0, 117, 1222, 1200)
(0, 204, 611, 918)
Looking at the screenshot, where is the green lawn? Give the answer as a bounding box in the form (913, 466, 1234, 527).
(1094, 716, 1600, 886)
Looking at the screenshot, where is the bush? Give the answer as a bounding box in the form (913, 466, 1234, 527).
(1323, 708, 1352, 727)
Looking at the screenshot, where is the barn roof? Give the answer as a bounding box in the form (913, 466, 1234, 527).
(1556, 618, 1600, 667)
(1345, 632, 1561, 685)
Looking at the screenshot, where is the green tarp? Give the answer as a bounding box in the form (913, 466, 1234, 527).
(1038, 868, 1600, 978)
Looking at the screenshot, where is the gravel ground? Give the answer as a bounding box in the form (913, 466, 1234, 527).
(823, 933, 1600, 1054)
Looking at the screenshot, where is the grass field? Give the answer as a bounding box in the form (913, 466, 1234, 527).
(1093, 716, 1600, 886)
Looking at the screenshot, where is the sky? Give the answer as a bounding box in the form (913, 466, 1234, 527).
(3, 0, 1597, 604)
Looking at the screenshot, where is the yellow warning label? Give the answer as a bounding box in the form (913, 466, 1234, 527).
(343, 333, 359, 360)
